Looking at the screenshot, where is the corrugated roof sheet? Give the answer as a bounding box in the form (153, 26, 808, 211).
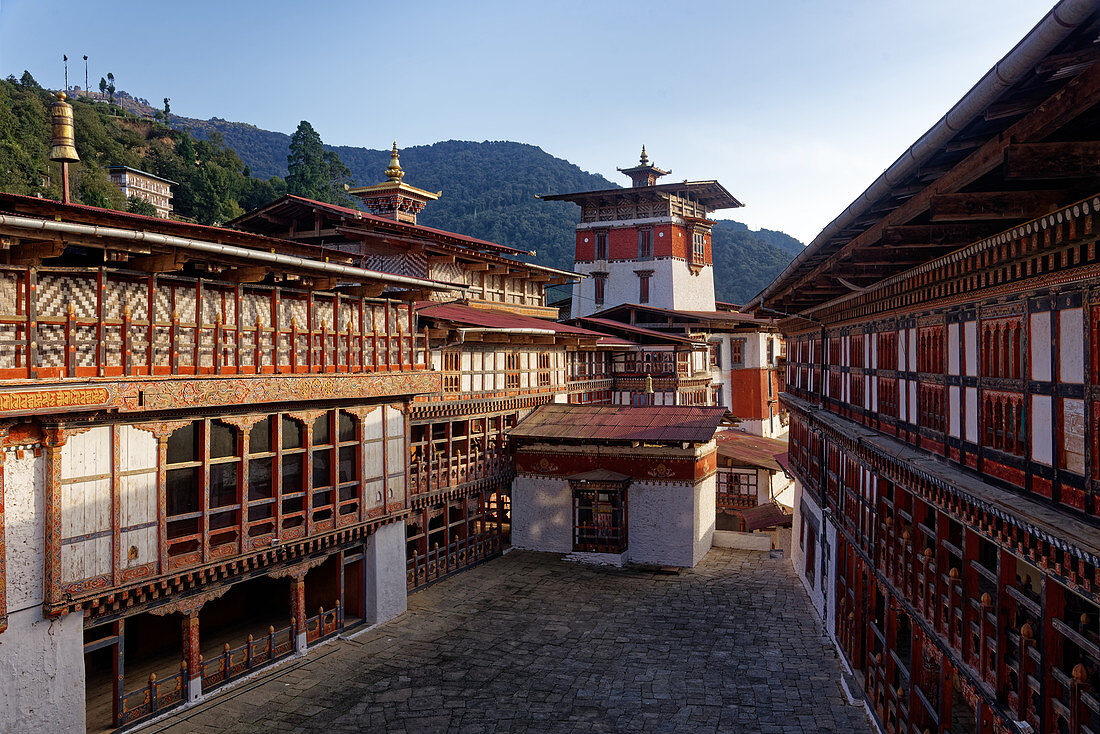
(593, 303, 774, 325)
(732, 501, 793, 532)
(575, 317, 703, 345)
(417, 303, 615, 341)
(510, 404, 728, 444)
(715, 431, 790, 472)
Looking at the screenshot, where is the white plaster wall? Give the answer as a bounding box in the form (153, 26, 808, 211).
(511, 476, 573, 553)
(0, 607, 85, 733)
(363, 519, 407, 626)
(791, 482, 826, 621)
(570, 258, 715, 317)
(824, 516, 838, 640)
(1059, 308, 1084, 383)
(6, 450, 44, 611)
(1, 450, 85, 733)
(948, 386, 961, 438)
(670, 263, 716, 312)
(1031, 312, 1051, 381)
(693, 475, 716, 566)
(1032, 394, 1053, 465)
(964, 321, 978, 377)
(965, 387, 978, 443)
(628, 481, 698, 567)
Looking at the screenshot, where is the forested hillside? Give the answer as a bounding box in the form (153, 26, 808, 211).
(173, 117, 805, 303)
(0, 73, 803, 304)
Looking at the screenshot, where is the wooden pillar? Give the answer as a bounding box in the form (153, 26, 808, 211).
(42, 426, 66, 615)
(290, 575, 306, 652)
(182, 612, 201, 702)
(336, 550, 345, 630)
(113, 618, 125, 725)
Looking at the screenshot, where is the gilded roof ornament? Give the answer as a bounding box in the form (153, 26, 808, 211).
(385, 142, 405, 182)
(639, 145, 649, 166)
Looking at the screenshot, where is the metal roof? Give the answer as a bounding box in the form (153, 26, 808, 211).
(715, 431, 791, 472)
(539, 180, 743, 211)
(728, 501, 793, 532)
(574, 317, 705, 345)
(417, 302, 618, 341)
(231, 195, 524, 255)
(510, 404, 729, 444)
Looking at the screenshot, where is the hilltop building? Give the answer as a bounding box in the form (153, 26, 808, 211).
(749, 2, 1100, 732)
(543, 147, 741, 319)
(106, 165, 175, 218)
(542, 151, 788, 438)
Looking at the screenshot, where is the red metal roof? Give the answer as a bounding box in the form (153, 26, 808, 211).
(233, 195, 524, 255)
(734, 501, 793, 532)
(0, 191, 291, 246)
(715, 431, 790, 472)
(417, 303, 614, 340)
(592, 303, 772, 325)
(510, 404, 729, 444)
(575, 317, 703, 345)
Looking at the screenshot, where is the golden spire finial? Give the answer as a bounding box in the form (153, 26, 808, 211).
(385, 141, 404, 182)
(639, 145, 649, 166)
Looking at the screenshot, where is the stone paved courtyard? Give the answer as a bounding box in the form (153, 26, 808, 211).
(147, 548, 872, 734)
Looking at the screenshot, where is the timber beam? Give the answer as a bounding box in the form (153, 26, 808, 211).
(1004, 141, 1100, 180)
(929, 190, 1066, 221)
(341, 284, 386, 298)
(881, 223, 999, 246)
(222, 265, 270, 283)
(9, 238, 66, 266)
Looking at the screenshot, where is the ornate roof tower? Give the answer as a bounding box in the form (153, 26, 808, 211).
(348, 142, 441, 224)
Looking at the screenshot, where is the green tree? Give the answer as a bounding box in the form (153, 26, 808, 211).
(163, 97, 170, 117)
(286, 121, 325, 199)
(19, 71, 40, 89)
(126, 195, 158, 217)
(286, 120, 354, 206)
(98, 77, 106, 98)
(106, 72, 115, 106)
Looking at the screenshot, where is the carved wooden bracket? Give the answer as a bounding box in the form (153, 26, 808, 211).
(285, 409, 326, 426)
(149, 585, 231, 617)
(342, 406, 380, 421)
(215, 415, 267, 432)
(133, 420, 191, 441)
(267, 555, 328, 581)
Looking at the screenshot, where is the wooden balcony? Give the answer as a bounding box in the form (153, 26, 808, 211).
(0, 265, 427, 382)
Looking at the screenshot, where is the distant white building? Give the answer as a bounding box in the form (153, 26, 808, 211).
(107, 166, 175, 218)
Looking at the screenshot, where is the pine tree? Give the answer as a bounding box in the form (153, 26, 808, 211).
(286, 120, 327, 200)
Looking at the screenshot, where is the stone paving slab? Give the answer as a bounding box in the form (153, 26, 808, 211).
(148, 548, 872, 734)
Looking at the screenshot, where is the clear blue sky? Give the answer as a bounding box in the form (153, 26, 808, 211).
(1, 0, 1055, 243)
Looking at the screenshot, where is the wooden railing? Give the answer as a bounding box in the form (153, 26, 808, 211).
(407, 534, 501, 590)
(0, 266, 427, 380)
(305, 604, 341, 644)
(199, 624, 295, 692)
(409, 450, 510, 496)
(119, 661, 187, 726)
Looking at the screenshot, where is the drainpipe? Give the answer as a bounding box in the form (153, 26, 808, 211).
(0, 213, 471, 293)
